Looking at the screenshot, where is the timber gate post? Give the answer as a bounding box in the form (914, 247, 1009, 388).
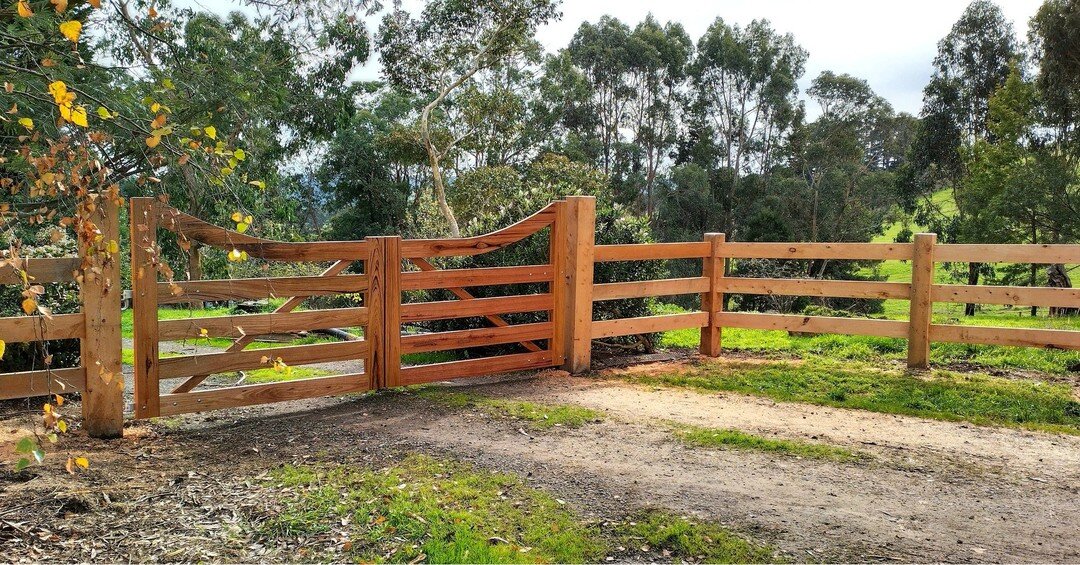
(907, 233, 937, 369)
(557, 196, 596, 374)
(700, 233, 725, 357)
(365, 236, 402, 389)
(80, 195, 124, 438)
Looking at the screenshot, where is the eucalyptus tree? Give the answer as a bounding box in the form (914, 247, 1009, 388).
(376, 0, 561, 237)
(688, 17, 807, 238)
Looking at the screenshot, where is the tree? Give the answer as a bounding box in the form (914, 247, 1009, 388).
(376, 0, 561, 237)
(904, 0, 1020, 315)
(687, 17, 807, 239)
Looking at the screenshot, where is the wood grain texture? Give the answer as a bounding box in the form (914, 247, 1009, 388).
(0, 313, 85, 343)
(400, 322, 552, 354)
(564, 196, 595, 373)
(0, 257, 80, 285)
(931, 284, 1080, 308)
(130, 197, 161, 418)
(595, 242, 709, 262)
(399, 350, 554, 386)
(156, 373, 370, 416)
(0, 367, 86, 401)
(364, 238, 386, 390)
(716, 312, 908, 338)
(593, 277, 709, 301)
(382, 237, 402, 388)
(719, 242, 913, 261)
(80, 196, 124, 438)
(930, 324, 1080, 350)
(700, 233, 724, 357)
(158, 274, 367, 304)
(400, 265, 552, 291)
(934, 244, 1080, 264)
(907, 233, 936, 368)
(719, 277, 911, 300)
(158, 308, 368, 340)
(549, 201, 568, 366)
(592, 312, 708, 339)
(159, 340, 368, 380)
(400, 205, 556, 258)
(399, 294, 553, 322)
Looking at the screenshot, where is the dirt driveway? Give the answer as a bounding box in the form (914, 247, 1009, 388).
(1, 360, 1078, 563)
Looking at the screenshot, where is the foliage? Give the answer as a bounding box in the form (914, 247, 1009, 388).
(417, 388, 603, 429)
(612, 509, 779, 564)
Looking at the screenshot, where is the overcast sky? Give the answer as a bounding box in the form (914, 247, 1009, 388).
(188, 0, 1045, 118)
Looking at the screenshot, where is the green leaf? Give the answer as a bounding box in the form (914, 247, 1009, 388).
(15, 458, 30, 471)
(15, 437, 34, 453)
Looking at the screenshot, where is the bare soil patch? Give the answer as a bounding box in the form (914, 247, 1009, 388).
(1, 357, 1078, 563)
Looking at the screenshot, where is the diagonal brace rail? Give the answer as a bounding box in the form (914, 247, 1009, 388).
(408, 257, 543, 353)
(170, 259, 354, 393)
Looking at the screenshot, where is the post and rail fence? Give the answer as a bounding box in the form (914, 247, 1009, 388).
(2, 195, 1078, 437)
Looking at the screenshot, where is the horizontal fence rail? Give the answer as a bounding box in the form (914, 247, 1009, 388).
(5, 195, 1079, 438)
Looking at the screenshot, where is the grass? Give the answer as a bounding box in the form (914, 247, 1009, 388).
(670, 423, 864, 462)
(654, 302, 1080, 374)
(622, 357, 1080, 435)
(417, 389, 603, 430)
(258, 455, 779, 564)
(612, 509, 778, 564)
(260, 454, 606, 563)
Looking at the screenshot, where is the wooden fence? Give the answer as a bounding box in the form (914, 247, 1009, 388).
(2, 195, 1078, 438)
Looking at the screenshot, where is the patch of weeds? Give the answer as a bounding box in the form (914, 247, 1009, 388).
(624, 358, 1080, 435)
(242, 366, 336, 384)
(418, 389, 603, 429)
(258, 454, 605, 563)
(611, 509, 779, 564)
(670, 423, 864, 462)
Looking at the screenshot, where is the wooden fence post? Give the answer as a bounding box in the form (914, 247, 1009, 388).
(131, 197, 160, 419)
(560, 196, 595, 374)
(549, 200, 568, 367)
(700, 233, 725, 357)
(907, 233, 936, 369)
(80, 195, 124, 438)
(365, 236, 401, 389)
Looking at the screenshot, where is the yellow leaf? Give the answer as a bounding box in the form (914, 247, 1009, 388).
(199, 328, 209, 338)
(18, 117, 33, 130)
(57, 419, 68, 433)
(106, 239, 119, 254)
(234, 149, 246, 161)
(97, 106, 111, 119)
(146, 135, 161, 148)
(230, 211, 243, 222)
(21, 297, 36, 314)
(55, 394, 63, 406)
(59, 20, 82, 42)
(16, 0, 32, 17)
(48, 80, 68, 104)
(69, 105, 88, 127)
(50, 0, 67, 12)
(243, 215, 253, 225)
(236, 222, 249, 233)
(204, 125, 216, 139)
(150, 102, 160, 113)
(0, 339, 5, 360)
(75, 457, 89, 469)
(248, 180, 266, 190)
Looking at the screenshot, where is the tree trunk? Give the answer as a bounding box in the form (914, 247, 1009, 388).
(1029, 262, 1038, 317)
(1047, 263, 1078, 317)
(427, 150, 460, 238)
(187, 243, 204, 310)
(964, 262, 979, 316)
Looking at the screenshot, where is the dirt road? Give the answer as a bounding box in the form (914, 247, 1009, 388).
(2, 362, 1077, 562)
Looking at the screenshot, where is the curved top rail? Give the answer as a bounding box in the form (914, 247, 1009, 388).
(151, 202, 372, 262)
(400, 201, 560, 259)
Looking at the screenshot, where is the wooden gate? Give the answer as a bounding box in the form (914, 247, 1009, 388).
(129, 196, 591, 417)
(130, 198, 378, 418)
